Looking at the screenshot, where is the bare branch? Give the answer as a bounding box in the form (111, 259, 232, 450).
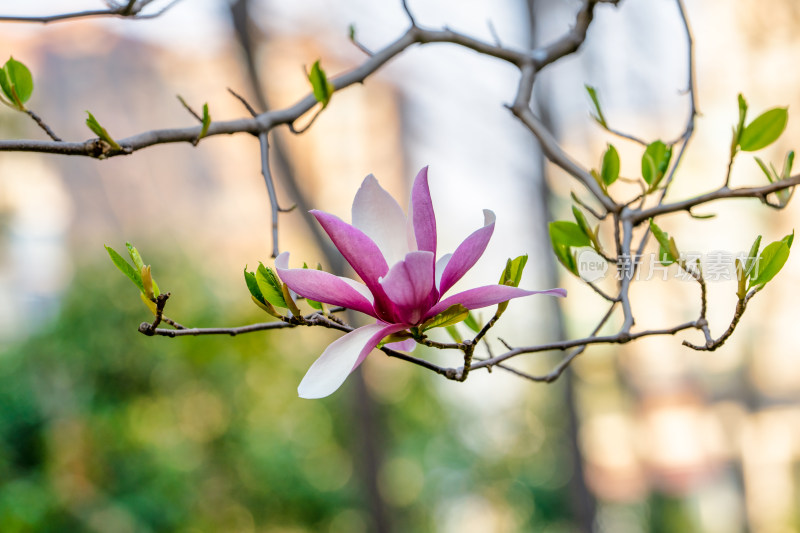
(472, 319, 697, 370)
(633, 175, 800, 224)
(511, 103, 616, 213)
(0, 13, 603, 159)
(0, 0, 183, 24)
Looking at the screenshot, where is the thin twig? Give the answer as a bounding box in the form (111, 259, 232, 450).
(289, 107, 324, 135)
(401, 0, 417, 26)
(486, 20, 502, 47)
(349, 26, 374, 56)
(25, 110, 62, 141)
(227, 87, 258, 117)
(177, 95, 202, 122)
(604, 127, 648, 146)
(683, 286, 763, 351)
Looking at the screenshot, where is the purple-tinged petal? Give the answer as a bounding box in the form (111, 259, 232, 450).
(311, 210, 389, 292)
(406, 208, 418, 254)
(353, 323, 408, 369)
(384, 338, 417, 352)
(379, 251, 437, 324)
(338, 276, 374, 304)
(352, 174, 410, 266)
(425, 284, 566, 319)
(410, 166, 437, 254)
(435, 253, 452, 291)
(297, 322, 406, 399)
(438, 210, 496, 295)
(276, 252, 377, 318)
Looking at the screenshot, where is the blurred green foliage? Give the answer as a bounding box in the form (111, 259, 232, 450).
(0, 253, 584, 532)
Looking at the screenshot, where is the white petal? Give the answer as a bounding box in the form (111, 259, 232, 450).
(297, 323, 387, 399)
(338, 276, 374, 304)
(406, 198, 418, 254)
(435, 253, 452, 291)
(352, 174, 410, 266)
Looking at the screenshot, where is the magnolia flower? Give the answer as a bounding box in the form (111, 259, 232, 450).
(276, 167, 565, 398)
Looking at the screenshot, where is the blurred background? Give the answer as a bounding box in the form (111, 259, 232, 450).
(1, 0, 800, 531)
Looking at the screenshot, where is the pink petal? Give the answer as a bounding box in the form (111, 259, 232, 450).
(410, 166, 437, 254)
(438, 210, 496, 295)
(425, 284, 566, 319)
(297, 322, 406, 399)
(352, 174, 410, 266)
(384, 338, 417, 352)
(338, 276, 374, 304)
(275, 252, 377, 318)
(435, 253, 452, 290)
(379, 251, 438, 324)
(311, 210, 389, 292)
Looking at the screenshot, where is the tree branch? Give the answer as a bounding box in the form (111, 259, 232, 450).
(0, 0, 183, 24)
(633, 175, 800, 224)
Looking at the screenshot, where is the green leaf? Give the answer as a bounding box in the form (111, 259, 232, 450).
(782, 150, 795, 178)
(749, 240, 790, 287)
(658, 243, 674, 266)
(641, 153, 656, 185)
(498, 255, 528, 315)
(85, 111, 122, 150)
(551, 239, 578, 277)
(198, 103, 211, 141)
(572, 206, 595, 243)
(463, 312, 481, 333)
(739, 107, 788, 152)
(499, 255, 528, 288)
(0, 57, 33, 109)
(585, 84, 607, 128)
(641, 140, 672, 188)
(244, 267, 265, 304)
(299, 263, 324, 310)
(348, 24, 356, 40)
(256, 263, 288, 308)
(308, 60, 334, 109)
(650, 220, 679, 264)
(126, 242, 145, 271)
(744, 235, 762, 276)
(105, 245, 144, 293)
(305, 298, 323, 311)
(755, 153, 795, 207)
(754, 157, 775, 183)
(549, 221, 591, 248)
(420, 304, 469, 332)
(782, 230, 794, 249)
(738, 94, 748, 128)
(600, 144, 620, 186)
(734, 93, 748, 149)
(777, 151, 796, 206)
